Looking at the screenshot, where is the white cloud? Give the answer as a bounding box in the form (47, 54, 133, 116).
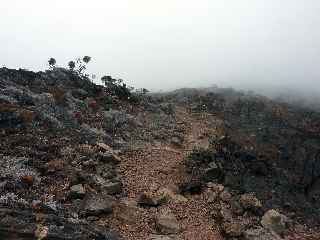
(1, 0, 320, 92)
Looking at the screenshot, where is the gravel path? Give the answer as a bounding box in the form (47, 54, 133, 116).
(108, 107, 223, 240)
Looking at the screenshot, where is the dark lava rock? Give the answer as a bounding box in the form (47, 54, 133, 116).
(69, 184, 86, 199)
(0, 207, 118, 240)
(203, 161, 224, 182)
(0, 109, 23, 129)
(244, 227, 281, 240)
(179, 181, 203, 195)
(81, 193, 114, 216)
(97, 152, 121, 164)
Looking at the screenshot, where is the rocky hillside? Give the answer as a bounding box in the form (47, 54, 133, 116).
(0, 67, 319, 240)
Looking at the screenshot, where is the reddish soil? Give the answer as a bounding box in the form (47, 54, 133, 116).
(108, 107, 223, 240)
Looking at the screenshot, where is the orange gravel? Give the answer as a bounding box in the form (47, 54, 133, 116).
(108, 108, 223, 240)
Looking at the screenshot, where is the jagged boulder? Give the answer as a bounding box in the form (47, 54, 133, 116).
(155, 209, 181, 234)
(138, 192, 166, 207)
(222, 220, 246, 237)
(115, 199, 139, 224)
(81, 194, 114, 216)
(157, 187, 188, 204)
(244, 227, 281, 240)
(149, 235, 180, 240)
(79, 124, 111, 145)
(203, 161, 224, 182)
(72, 88, 89, 100)
(0, 207, 118, 240)
(261, 210, 288, 235)
(87, 174, 122, 195)
(103, 110, 140, 132)
(239, 194, 262, 213)
(0, 105, 23, 129)
(69, 184, 86, 199)
(179, 180, 203, 194)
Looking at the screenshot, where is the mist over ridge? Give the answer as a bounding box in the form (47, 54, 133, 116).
(1, 0, 320, 99)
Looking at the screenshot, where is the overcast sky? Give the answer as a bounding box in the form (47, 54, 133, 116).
(1, 0, 320, 93)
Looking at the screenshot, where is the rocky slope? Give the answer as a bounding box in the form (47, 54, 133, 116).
(0, 67, 319, 239)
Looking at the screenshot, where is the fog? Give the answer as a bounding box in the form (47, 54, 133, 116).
(1, 0, 320, 95)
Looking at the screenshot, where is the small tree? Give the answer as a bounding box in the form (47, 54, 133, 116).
(83, 56, 91, 64)
(48, 58, 56, 69)
(68, 61, 75, 71)
(73, 56, 92, 75)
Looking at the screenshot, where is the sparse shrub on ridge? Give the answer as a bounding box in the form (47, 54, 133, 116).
(46, 56, 149, 105)
(68, 61, 75, 71)
(83, 56, 91, 64)
(101, 75, 138, 102)
(72, 56, 91, 76)
(48, 58, 56, 69)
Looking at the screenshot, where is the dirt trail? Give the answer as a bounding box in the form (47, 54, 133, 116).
(108, 107, 223, 240)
